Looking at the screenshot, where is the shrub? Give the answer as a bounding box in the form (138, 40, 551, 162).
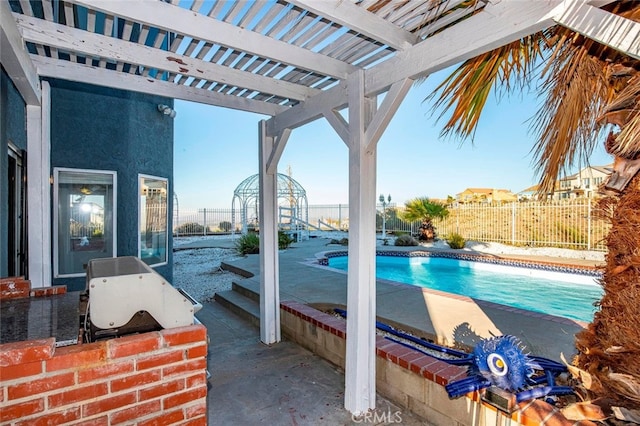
(278, 231, 294, 250)
(394, 235, 418, 246)
(446, 233, 466, 249)
(175, 222, 205, 235)
(329, 238, 349, 246)
(235, 231, 294, 254)
(235, 233, 260, 255)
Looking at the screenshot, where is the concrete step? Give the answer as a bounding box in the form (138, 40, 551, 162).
(214, 290, 259, 328)
(231, 281, 259, 302)
(220, 261, 253, 278)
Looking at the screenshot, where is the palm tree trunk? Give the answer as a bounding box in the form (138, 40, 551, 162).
(574, 173, 640, 408)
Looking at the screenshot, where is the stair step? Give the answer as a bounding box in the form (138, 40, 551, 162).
(231, 281, 259, 302)
(214, 290, 259, 327)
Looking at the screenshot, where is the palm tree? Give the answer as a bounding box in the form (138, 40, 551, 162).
(401, 197, 449, 241)
(425, 1, 640, 410)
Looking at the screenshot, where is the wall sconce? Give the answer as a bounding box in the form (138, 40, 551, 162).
(157, 104, 177, 118)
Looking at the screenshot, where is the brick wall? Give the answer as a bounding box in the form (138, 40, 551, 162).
(0, 325, 208, 425)
(0, 278, 208, 425)
(280, 301, 595, 426)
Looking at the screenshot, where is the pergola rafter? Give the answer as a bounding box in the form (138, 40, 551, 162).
(2, 0, 638, 417)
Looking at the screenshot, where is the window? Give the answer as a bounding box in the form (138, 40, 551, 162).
(54, 168, 116, 277)
(139, 175, 168, 266)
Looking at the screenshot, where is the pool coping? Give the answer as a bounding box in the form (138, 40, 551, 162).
(316, 248, 602, 277)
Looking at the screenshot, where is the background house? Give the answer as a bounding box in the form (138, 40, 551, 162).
(456, 188, 518, 204)
(517, 184, 540, 201)
(553, 164, 613, 200)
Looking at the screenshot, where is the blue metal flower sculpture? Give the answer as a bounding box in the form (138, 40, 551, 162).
(332, 309, 573, 403)
(472, 335, 534, 392)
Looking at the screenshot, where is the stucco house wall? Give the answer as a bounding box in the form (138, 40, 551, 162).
(0, 68, 28, 278)
(48, 79, 174, 290)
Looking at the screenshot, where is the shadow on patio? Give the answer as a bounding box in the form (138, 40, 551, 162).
(199, 299, 426, 425)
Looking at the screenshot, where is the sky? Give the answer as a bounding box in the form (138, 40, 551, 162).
(173, 69, 613, 211)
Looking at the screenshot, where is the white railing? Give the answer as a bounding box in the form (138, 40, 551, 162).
(173, 200, 610, 251)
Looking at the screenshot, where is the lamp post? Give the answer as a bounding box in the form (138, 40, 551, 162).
(379, 194, 391, 238)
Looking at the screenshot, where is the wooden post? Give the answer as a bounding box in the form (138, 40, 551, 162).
(258, 120, 281, 344)
(343, 73, 412, 415)
(27, 81, 51, 288)
(344, 70, 378, 414)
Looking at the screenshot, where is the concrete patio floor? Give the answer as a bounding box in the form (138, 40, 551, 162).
(198, 299, 427, 425)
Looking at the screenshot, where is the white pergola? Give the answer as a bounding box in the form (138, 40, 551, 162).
(2, 0, 638, 415)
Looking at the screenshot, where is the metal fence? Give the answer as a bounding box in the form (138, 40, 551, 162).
(173, 200, 610, 251)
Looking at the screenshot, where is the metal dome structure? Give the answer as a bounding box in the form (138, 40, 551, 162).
(232, 173, 309, 240)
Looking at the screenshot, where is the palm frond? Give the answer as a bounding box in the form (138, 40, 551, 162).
(529, 41, 612, 194)
(606, 74, 640, 158)
(401, 197, 449, 222)
(425, 35, 545, 141)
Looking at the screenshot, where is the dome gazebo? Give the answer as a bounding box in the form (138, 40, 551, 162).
(232, 173, 309, 240)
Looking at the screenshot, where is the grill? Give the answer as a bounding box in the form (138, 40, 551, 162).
(84, 256, 201, 342)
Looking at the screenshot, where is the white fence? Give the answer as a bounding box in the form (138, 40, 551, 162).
(173, 200, 610, 251)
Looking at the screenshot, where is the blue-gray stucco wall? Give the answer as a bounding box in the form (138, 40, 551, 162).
(48, 79, 174, 291)
(1, 67, 28, 278)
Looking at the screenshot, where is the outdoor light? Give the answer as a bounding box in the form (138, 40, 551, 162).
(157, 104, 177, 118)
(379, 193, 391, 238)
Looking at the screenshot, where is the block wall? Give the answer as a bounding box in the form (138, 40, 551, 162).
(280, 301, 595, 426)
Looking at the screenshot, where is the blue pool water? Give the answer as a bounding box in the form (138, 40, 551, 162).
(328, 255, 603, 322)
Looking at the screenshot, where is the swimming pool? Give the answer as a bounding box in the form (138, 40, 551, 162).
(327, 253, 603, 322)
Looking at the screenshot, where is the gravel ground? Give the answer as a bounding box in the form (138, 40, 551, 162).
(172, 247, 242, 303)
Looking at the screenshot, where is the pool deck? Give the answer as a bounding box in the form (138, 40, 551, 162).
(214, 237, 603, 362)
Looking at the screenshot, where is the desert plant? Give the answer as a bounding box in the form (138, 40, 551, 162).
(446, 233, 466, 249)
(400, 197, 449, 241)
(329, 238, 349, 246)
(174, 222, 205, 235)
(394, 234, 418, 246)
(278, 231, 294, 250)
(235, 233, 260, 255)
(555, 222, 587, 246)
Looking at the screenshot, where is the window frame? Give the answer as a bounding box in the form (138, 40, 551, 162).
(138, 174, 169, 268)
(53, 167, 117, 278)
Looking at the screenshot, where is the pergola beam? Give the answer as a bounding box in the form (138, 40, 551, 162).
(552, 2, 640, 60)
(322, 107, 350, 148)
(266, 128, 292, 175)
(366, 0, 562, 95)
(31, 56, 287, 116)
(267, 81, 348, 135)
(268, 0, 563, 135)
(0, 0, 40, 105)
(15, 14, 320, 103)
(286, 0, 418, 50)
(364, 78, 413, 153)
(72, 0, 357, 80)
